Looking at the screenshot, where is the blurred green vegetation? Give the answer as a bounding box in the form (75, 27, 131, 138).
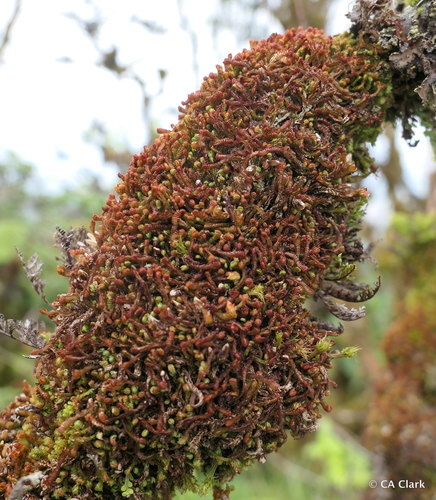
(362, 211, 436, 500)
(0, 152, 109, 409)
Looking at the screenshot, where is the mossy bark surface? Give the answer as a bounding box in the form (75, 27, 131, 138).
(1, 1, 436, 499)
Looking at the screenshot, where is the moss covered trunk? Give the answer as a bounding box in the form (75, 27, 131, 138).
(1, 1, 436, 499)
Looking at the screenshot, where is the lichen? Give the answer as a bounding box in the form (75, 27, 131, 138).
(0, 23, 432, 500)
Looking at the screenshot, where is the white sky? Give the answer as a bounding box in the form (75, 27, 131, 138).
(0, 0, 283, 193)
(0, 0, 434, 222)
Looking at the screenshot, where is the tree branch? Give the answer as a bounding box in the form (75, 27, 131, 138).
(0, 0, 22, 63)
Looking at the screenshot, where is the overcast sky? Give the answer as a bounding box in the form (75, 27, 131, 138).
(0, 0, 283, 191)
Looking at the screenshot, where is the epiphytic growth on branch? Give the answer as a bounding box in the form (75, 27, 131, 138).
(1, 1, 436, 498)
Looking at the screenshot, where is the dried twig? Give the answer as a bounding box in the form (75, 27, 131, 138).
(0, 313, 46, 349)
(15, 249, 49, 304)
(0, 0, 22, 63)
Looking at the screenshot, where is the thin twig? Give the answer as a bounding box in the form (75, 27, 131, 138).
(0, 0, 22, 63)
(293, 0, 309, 28)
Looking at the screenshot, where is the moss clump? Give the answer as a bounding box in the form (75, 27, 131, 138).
(0, 25, 429, 500)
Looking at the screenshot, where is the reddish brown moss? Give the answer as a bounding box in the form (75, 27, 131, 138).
(0, 24, 429, 499)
